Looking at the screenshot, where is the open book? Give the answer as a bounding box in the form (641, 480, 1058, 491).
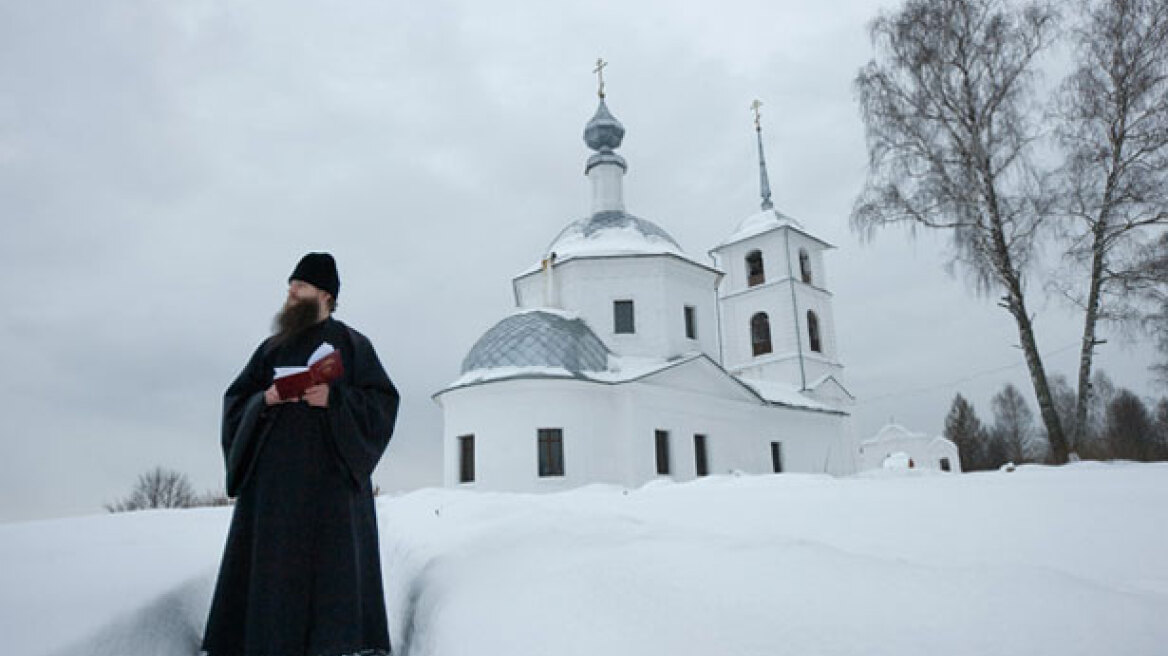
(273, 342, 345, 400)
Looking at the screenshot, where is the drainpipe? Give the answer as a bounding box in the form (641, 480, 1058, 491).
(710, 251, 724, 366)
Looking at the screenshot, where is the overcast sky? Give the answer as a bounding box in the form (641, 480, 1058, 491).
(1, 0, 1162, 523)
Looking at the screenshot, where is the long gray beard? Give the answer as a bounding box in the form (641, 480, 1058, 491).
(272, 296, 322, 345)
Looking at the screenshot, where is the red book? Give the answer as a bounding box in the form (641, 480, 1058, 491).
(274, 349, 344, 400)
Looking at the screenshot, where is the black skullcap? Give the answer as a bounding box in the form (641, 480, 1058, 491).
(288, 252, 340, 299)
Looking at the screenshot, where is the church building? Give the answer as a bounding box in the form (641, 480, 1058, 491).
(433, 79, 858, 491)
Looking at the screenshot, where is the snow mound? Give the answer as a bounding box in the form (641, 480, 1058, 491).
(3, 464, 1168, 656)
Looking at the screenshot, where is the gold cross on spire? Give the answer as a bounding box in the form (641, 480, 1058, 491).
(594, 57, 608, 99)
(751, 99, 763, 131)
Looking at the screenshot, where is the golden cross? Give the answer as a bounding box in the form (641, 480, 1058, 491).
(594, 58, 608, 98)
(751, 99, 763, 131)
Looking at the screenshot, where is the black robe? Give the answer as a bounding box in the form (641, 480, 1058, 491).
(203, 317, 400, 656)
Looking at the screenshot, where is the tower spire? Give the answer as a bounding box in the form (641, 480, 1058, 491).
(751, 99, 774, 211)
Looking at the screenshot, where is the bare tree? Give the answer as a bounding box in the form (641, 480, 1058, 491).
(991, 383, 1038, 463)
(1153, 397, 1168, 459)
(105, 466, 197, 513)
(854, 0, 1070, 461)
(1053, 0, 1168, 451)
(1048, 373, 1079, 438)
(1079, 369, 1119, 458)
(1123, 234, 1168, 383)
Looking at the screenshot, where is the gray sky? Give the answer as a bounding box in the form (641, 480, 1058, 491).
(1, 0, 1162, 523)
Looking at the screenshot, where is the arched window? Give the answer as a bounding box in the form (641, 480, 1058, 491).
(807, 310, 822, 353)
(751, 312, 772, 356)
(746, 250, 765, 287)
(799, 249, 812, 284)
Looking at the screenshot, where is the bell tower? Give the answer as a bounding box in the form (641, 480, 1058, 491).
(710, 100, 849, 404)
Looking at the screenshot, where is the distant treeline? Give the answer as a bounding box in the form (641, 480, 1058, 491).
(945, 372, 1168, 471)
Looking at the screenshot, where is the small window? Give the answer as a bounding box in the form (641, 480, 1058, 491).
(799, 249, 812, 284)
(458, 434, 475, 483)
(655, 430, 671, 475)
(746, 250, 765, 287)
(940, 457, 951, 472)
(684, 305, 697, 340)
(694, 434, 709, 477)
(771, 441, 783, 473)
(751, 312, 772, 356)
(538, 428, 564, 477)
(807, 310, 821, 353)
(614, 300, 635, 334)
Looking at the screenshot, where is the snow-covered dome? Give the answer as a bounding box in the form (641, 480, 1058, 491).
(714, 207, 801, 249)
(461, 309, 610, 374)
(545, 210, 686, 261)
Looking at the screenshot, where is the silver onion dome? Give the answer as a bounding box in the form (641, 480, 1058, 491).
(583, 98, 624, 151)
(461, 310, 610, 374)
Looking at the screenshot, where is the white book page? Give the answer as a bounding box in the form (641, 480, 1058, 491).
(273, 366, 307, 380)
(273, 343, 335, 380)
(308, 342, 335, 366)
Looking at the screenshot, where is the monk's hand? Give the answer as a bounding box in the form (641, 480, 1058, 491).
(303, 383, 329, 408)
(264, 384, 286, 406)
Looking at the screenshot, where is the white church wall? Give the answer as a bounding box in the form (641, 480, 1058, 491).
(719, 283, 801, 373)
(439, 372, 858, 493)
(624, 378, 855, 482)
(792, 285, 838, 360)
(786, 229, 831, 290)
(714, 230, 792, 295)
(438, 379, 626, 491)
(514, 255, 720, 361)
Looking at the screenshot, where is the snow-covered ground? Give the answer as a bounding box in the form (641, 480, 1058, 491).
(2, 463, 1166, 656)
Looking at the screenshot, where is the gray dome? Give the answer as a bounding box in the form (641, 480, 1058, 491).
(584, 98, 625, 151)
(461, 310, 610, 374)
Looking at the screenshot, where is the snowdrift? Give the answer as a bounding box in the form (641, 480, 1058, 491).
(2, 463, 1166, 656)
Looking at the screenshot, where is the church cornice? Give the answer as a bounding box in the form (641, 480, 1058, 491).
(719, 277, 834, 301)
(729, 350, 844, 372)
(433, 352, 848, 416)
(513, 251, 724, 284)
(710, 220, 836, 254)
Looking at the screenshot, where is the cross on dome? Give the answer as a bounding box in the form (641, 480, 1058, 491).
(593, 57, 608, 98)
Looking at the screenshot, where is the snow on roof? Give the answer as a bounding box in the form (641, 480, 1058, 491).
(862, 423, 942, 447)
(518, 210, 711, 275)
(712, 207, 834, 251)
(733, 376, 837, 412)
(442, 353, 699, 394)
(444, 353, 842, 415)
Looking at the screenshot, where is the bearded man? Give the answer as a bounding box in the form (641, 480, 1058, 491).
(202, 253, 400, 656)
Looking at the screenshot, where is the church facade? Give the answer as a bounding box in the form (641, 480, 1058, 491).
(433, 91, 858, 492)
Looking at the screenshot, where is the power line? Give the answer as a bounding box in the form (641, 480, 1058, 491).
(856, 341, 1081, 405)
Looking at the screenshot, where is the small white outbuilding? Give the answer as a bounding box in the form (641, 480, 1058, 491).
(859, 424, 962, 473)
(434, 90, 859, 491)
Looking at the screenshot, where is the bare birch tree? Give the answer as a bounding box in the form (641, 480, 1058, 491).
(853, 0, 1071, 461)
(1053, 0, 1168, 452)
(991, 382, 1039, 463)
(1126, 234, 1168, 383)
